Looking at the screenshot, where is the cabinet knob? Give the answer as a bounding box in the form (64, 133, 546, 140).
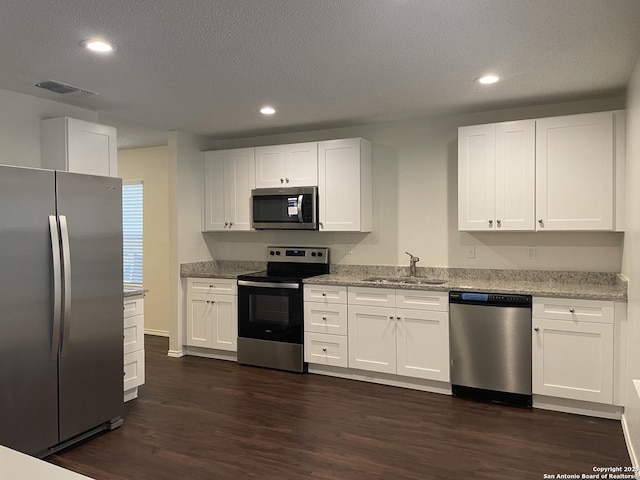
(322, 316, 327, 320)
(209, 284, 213, 288)
(229, 222, 233, 227)
(488, 220, 493, 227)
(569, 308, 575, 313)
(497, 219, 501, 227)
(286, 178, 290, 183)
(224, 222, 229, 227)
(322, 293, 326, 296)
(280, 178, 284, 183)
(206, 300, 210, 304)
(538, 219, 544, 227)
(389, 316, 394, 320)
(534, 327, 539, 332)
(396, 316, 401, 320)
(322, 347, 327, 352)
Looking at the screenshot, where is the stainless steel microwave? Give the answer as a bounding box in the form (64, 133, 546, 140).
(251, 186, 318, 230)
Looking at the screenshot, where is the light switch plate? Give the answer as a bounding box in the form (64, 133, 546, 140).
(466, 246, 475, 259)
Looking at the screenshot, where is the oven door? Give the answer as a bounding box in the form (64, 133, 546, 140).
(237, 280, 303, 344)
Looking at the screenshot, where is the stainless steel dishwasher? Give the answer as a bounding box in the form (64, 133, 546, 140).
(449, 291, 532, 406)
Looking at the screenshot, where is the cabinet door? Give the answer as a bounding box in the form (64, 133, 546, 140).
(532, 317, 613, 404)
(318, 138, 362, 231)
(66, 118, 118, 177)
(185, 293, 212, 347)
(495, 120, 535, 231)
(458, 124, 496, 231)
(255, 145, 287, 188)
(211, 294, 237, 352)
(396, 308, 449, 382)
(347, 305, 396, 374)
(536, 112, 614, 231)
(203, 151, 228, 231)
(286, 142, 318, 186)
(226, 148, 255, 230)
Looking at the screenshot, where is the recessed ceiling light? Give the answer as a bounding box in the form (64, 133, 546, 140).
(260, 106, 276, 115)
(81, 39, 114, 53)
(477, 75, 500, 85)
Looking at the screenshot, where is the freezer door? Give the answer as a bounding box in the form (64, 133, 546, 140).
(56, 172, 123, 442)
(0, 166, 59, 454)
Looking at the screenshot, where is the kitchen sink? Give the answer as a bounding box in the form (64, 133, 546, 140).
(362, 276, 447, 285)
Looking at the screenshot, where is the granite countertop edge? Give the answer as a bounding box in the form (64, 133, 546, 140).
(124, 288, 148, 297)
(179, 261, 627, 301)
(302, 275, 627, 301)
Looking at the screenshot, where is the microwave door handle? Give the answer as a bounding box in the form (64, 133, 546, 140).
(297, 195, 303, 222)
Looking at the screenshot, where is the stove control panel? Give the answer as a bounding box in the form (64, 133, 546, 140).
(266, 246, 330, 264)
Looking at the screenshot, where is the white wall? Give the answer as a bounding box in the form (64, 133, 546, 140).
(0, 89, 97, 167)
(622, 54, 640, 467)
(204, 96, 625, 272)
(118, 146, 171, 336)
(168, 131, 217, 355)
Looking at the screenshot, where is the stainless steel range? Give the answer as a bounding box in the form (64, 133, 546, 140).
(237, 246, 330, 373)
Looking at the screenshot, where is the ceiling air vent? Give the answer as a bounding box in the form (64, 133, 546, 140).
(35, 80, 98, 95)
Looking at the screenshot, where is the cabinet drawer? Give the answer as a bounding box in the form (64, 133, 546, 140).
(187, 277, 237, 295)
(348, 287, 395, 307)
(123, 349, 145, 391)
(304, 285, 347, 304)
(304, 302, 347, 335)
(123, 297, 144, 318)
(395, 290, 448, 312)
(304, 333, 348, 367)
(533, 297, 614, 324)
(124, 314, 144, 355)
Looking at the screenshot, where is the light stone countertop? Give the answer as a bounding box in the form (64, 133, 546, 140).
(124, 287, 148, 297)
(179, 261, 627, 301)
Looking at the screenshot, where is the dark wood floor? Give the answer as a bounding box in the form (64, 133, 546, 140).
(48, 335, 630, 479)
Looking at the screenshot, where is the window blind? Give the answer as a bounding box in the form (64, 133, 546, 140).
(123, 181, 143, 286)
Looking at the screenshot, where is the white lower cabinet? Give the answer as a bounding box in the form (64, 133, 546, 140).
(532, 297, 614, 404)
(347, 287, 449, 382)
(303, 285, 348, 367)
(185, 278, 237, 352)
(123, 294, 145, 402)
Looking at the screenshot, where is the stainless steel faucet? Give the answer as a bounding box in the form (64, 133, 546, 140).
(405, 251, 420, 277)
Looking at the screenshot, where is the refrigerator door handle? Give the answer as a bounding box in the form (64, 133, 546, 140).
(49, 215, 62, 360)
(59, 215, 72, 358)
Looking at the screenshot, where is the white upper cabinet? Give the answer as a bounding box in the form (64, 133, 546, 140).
(458, 120, 535, 231)
(255, 142, 318, 187)
(203, 148, 255, 231)
(318, 138, 372, 232)
(458, 110, 625, 232)
(535, 111, 616, 231)
(41, 117, 117, 177)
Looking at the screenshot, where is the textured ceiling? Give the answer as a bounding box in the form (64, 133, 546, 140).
(1, 0, 640, 147)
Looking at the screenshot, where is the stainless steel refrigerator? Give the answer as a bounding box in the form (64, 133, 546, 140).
(0, 165, 124, 456)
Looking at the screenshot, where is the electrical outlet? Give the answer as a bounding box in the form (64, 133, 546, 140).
(345, 243, 353, 255)
(527, 247, 536, 259)
(465, 246, 475, 259)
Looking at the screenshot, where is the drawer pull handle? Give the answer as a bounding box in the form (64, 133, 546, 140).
(569, 308, 575, 313)
(322, 347, 327, 352)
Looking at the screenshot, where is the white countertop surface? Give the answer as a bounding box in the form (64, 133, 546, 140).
(0, 445, 93, 479)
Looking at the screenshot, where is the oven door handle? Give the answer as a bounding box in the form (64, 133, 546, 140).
(238, 280, 300, 289)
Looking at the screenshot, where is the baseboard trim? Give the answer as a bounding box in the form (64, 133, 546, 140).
(622, 414, 638, 469)
(167, 349, 185, 358)
(185, 346, 237, 362)
(533, 395, 623, 420)
(144, 329, 170, 337)
(308, 364, 452, 396)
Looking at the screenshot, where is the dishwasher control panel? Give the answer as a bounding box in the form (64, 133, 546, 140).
(449, 291, 531, 307)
